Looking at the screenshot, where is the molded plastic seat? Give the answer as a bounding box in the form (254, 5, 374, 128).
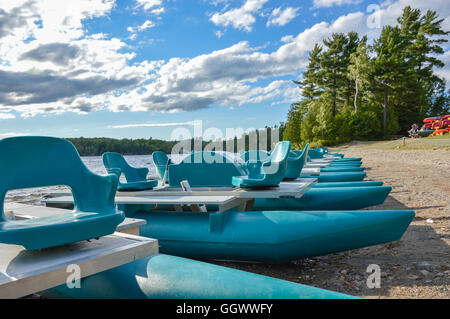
(240, 150, 271, 163)
(283, 143, 309, 180)
(232, 141, 291, 188)
(152, 151, 170, 183)
(168, 151, 248, 187)
(102, 152, 157, 191)
(0, 136, 125, 250)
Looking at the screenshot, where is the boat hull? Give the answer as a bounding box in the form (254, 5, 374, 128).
(330, 162, 362, 167)
(312, 181, 383, 188)
(303, 171, 366, 182)
(43, 254, 355, 299)
(320, 166, 365, 172)
(117, 209, 414, 262)
(254, 186, 391, 210)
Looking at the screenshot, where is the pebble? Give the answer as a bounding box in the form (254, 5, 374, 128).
(426, 218, 434, 223)
(420, 270, 430, 276)
(340, 269, 348, 275)
(416, 261, 433, 272)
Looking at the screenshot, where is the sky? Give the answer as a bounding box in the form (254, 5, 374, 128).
(0, 0, 449, 140)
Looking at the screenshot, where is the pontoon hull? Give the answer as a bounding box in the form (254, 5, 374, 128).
(43, 254, 355, 299)
(117, 209, 414, 262)
(303, 171, 366, 182)
(254, 186, 391, 210)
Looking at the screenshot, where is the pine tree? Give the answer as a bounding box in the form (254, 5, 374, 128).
(372, 25, 409, 134)
(293, 44, 322, 100)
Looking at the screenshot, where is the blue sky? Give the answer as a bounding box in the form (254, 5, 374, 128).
(0, 0, 449, 140)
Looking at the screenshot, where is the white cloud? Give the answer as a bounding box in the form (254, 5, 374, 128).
(313, 0, 362, 8)
(210, 0, 268, 32)
(0, 0, 448, 120)
(150, 7, 165, 15)
(0, 132, 29, 138)
(135, 0, 162, 11)
(0, 113, 15, 119)
(281, 35, 294, 43)
(111, 121, 197, 128)
(215, 30, 225, 38)
(266, 7, 299, 27)
(436, 50, 450, 84)
(128, 20, 155, 35)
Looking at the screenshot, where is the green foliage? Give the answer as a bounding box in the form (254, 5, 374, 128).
(285, 6, 449, 147)
(66, 137, 178, 156)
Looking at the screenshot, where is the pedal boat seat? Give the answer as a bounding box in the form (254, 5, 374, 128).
(232, 141, 291, 188)
(102, 152, 157, 191)
(0, 136, 125, 250)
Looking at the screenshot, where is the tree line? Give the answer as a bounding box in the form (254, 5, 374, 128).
(67, 137, 178, 156)
(283, 6, 449, 148)
(66, 125, 286, 156)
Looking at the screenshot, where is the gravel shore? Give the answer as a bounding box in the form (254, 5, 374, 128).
(213, 142, 450, 299)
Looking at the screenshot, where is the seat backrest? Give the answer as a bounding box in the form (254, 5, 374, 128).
(0, 136, 117, 220)
(240, 150, 271, 163)
(262, 141, 290, 175)
(268, 141, 290, 163)
(102, 152, 143, 182)
(152, 151, 169, 180)
(303, 143, 310, 164)
(168, 151, 247, 187)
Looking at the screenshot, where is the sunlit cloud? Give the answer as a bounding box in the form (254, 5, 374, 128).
(110, 121, 198, 128)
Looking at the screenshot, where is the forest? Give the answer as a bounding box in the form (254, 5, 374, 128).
(283, 6, 449, 148)
(67, 137, 178, 156)
(67, 126, 285, 156)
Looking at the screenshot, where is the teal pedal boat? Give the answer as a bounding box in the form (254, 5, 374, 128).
(44, 254, 356, 299)
(253, 186, 391, 210)
(303, 171, 367, 182)
(117, 208, 414, 262)
(329, 161, 362, 167)
(312, 181, 383, 188)
(320, 166, 365, 172)
(2, 136, 358, 300)
(160, 152, 384, 210)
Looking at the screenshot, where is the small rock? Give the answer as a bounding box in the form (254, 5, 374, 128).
(408, 275, 419, 280)
(420, 270, 430, 276)
(426, 218, 434, 223)
(340, 269, 348, 275)
(416, 261, 433, 272)
(435, 272, 444, 277)
(424, 280, 433, 284)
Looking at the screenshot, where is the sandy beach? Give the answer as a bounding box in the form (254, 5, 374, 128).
(213, 139, 450, 299)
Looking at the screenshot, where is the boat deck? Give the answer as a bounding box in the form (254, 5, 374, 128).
(5, 203, 146, 235)
(0, 232, 157, 298)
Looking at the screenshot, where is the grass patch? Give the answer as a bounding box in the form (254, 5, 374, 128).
(333, 135, 450, 150)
